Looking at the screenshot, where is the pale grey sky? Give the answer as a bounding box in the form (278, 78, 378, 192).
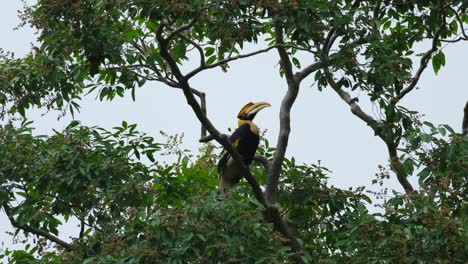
(1, 0, 467, 256)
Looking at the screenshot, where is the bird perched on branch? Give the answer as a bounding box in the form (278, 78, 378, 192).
(218, 101, 271, 194)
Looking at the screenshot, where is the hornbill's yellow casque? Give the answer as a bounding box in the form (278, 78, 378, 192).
(218, 101, 271, 194)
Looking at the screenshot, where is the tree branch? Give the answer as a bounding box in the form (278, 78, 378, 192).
(200, 92, 207, 139)
(392, 0, 445, 104)
(254, 154, 271, 173)
(324, 69, 414, 193)
(294, 62, 323, 83)
(156, 23, 266, 205)
(186, 46, 278, 80)
(324, 72, 376, 125)
(266, 19, 300, 205)
(2, 203, 71, 250)
(322, 0, 362, 56)
(165, 19, 199, 42)
(463, 101, 468, 135)
(156, 22, 304, 255)
(272, 18, 295, 85)
(387, 144, 415, 193)
(449, 6, 468, 39)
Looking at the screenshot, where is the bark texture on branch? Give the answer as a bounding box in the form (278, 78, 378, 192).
(155, 22, 305, 255)
(266, 19, 299, 205)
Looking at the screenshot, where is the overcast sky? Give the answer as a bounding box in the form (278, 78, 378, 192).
(1, 0, 467, 256)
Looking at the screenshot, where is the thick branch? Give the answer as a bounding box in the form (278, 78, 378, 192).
(199, 134, 215, 143)
(2, 203, 71, 250)
(266, 20, 300, 205)
(156, 22, 303, 255)
(200, 92, 207, 139)
(79, 217, 85, 239)
(273, 18, 295, 85)
(266, 82, 300, 204)
(323, 29, 336, 55)
(156, 23, 266, 206)
(325, 72, 376, 125)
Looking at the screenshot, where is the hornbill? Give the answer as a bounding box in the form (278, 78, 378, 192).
(218, 101, 271, 194)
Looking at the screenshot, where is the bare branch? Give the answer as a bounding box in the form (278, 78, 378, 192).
(323, 28, 336, 55)
(200, 92, 207, 139)
(294, 62, 323, 83)
(324, 72, 376, 125)
(440, 36, 468, 43)
(266, 20, 300, 205)
(273, 18, 295, 85)
(199, 134, 215, 143)
(2, 203, 71, 250)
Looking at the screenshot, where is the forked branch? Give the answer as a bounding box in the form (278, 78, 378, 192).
(266, 19, 299, 205)
(392, 0, 446, 104)
(156, 21, 304, 255)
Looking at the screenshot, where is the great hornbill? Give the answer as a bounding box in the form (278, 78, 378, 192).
(218, 101, 271, 194)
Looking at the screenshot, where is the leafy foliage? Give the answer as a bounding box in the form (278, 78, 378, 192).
(1, 0, 467, 263)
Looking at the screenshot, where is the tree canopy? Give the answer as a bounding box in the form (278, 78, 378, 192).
(1, 0, 467, 263)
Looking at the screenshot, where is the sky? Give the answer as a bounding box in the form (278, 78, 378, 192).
(1, 0, 467, 257)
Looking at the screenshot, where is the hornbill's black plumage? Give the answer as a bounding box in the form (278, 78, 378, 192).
(218, 101, 271, 194)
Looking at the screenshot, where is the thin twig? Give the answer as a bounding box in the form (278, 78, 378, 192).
(448, 6, 468, 39)
(186, 46, 278, 80)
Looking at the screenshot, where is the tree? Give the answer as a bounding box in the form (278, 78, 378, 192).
(1, 0, 467, 263)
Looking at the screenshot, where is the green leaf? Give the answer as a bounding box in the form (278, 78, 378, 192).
(206, 55, 217, 65)
(292, 57, 301, 69)
(204, 47, 215, 57)
(432, 51, 445, 74)
(67, 120, 80, 129)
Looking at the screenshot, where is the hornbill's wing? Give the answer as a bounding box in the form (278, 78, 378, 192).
(217, 125, 247, 174)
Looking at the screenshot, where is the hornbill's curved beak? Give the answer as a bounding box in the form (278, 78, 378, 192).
(237, 101, 271, 120)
